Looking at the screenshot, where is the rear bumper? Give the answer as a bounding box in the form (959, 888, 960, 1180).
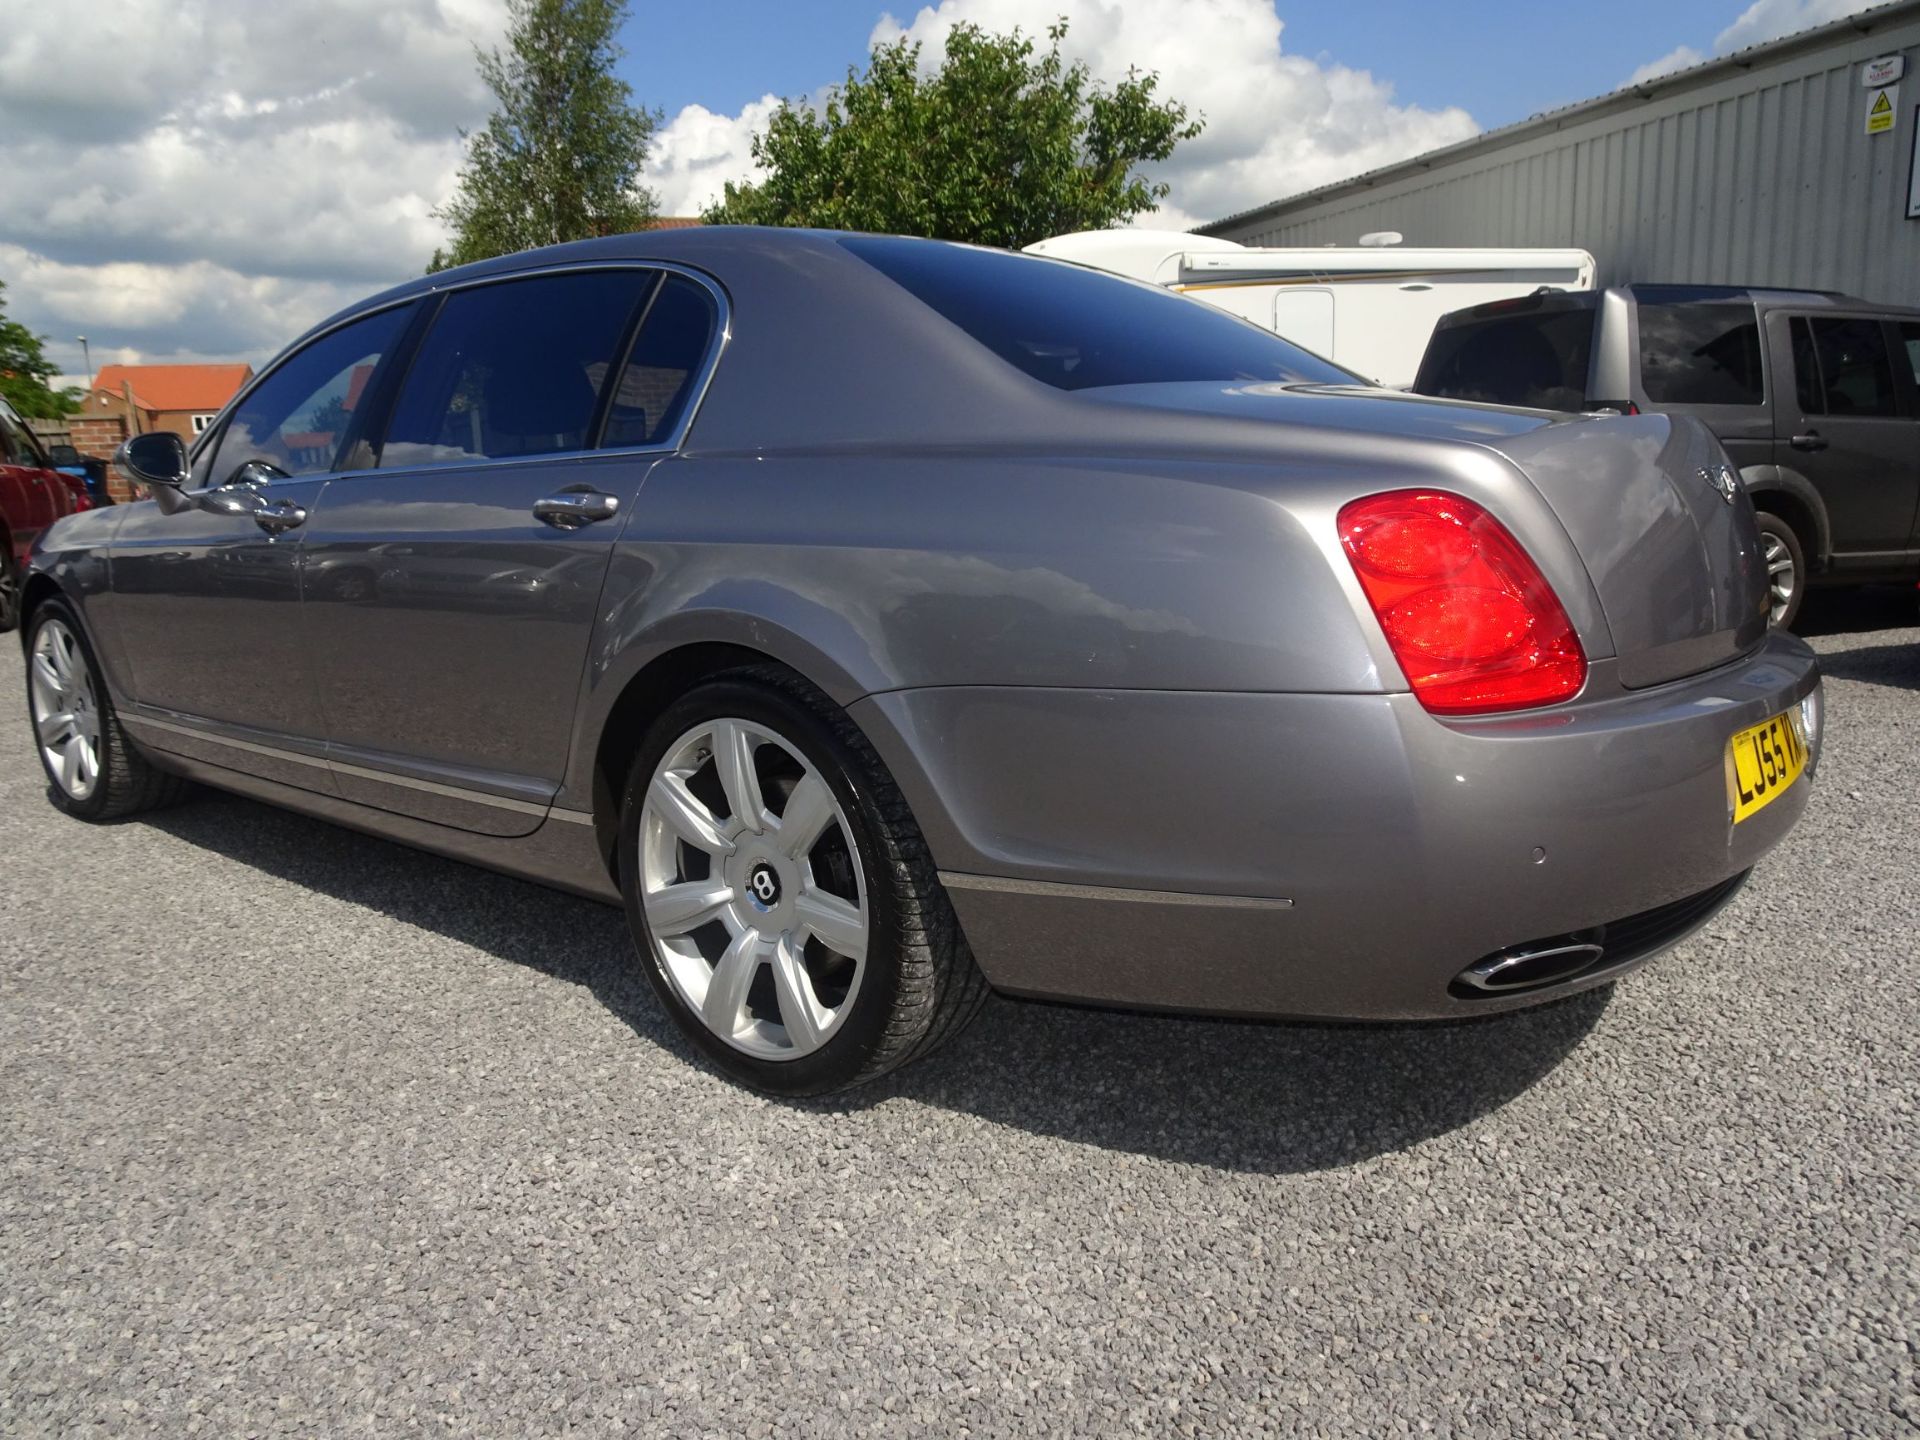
(854, 632, 1820, 1020)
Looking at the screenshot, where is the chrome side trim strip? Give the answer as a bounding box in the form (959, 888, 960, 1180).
(126, 714, 563, 822)
(328, 758, 550, 817)
(939, 872, 1294, 910)
(549, 808, 597, 827)
(125, 714, 331, 769)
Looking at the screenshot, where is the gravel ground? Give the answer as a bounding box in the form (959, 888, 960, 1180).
(2, 590, 1916, 1438)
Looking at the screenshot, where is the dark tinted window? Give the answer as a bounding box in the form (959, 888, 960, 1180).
(213, 306, 409, 483)
(380, 271, 654, 468)
(1902, 322, 1920, 388)
(841, 235, 1354, 391)
(0, 412, 42, 466)
(1808, 318, 1897, 417)
(1414, 307, 1596, 411)
(601, 275, 717, 447)
(1636, 301, 1764, 406)
(1789, 317, 1823, 415)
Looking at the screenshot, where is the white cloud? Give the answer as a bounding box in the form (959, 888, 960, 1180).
(0, 0, 506, 374)
(1628, 46, 1708, 85)
(1627, 0, 1878, 85)
(1713, 0, 1877, 51)
(647, 97, 785, 217)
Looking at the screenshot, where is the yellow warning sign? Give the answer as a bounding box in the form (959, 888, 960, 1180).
(1866, 86, 1896, 135)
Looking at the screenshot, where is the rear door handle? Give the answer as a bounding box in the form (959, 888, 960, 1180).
(1789, 431, 1828, 452)
(533, 490, 620, 529)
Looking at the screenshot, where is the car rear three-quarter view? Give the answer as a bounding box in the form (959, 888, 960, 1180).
(18, 227, 1822, 1094)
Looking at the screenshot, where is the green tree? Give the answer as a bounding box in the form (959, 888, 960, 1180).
(0, 281, 79, 418)
(430, 0, 660, 271)
(703, 20, 1202, 248)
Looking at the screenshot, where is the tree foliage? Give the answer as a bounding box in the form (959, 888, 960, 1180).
(430, 0, 659, 272)
(703, 21, 1202, 248)
(0, 281, 79, 419)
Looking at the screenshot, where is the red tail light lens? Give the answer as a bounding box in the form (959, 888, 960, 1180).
(1338, 490, 1586, 714)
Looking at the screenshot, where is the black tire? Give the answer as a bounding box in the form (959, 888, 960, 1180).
(24, 598, 192, 821)
(617, 667, 989, 1095)
(1754, 511, 1805, 630)
(0, 543, 20, 634)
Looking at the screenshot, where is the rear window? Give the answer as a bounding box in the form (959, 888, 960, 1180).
(840, 235, 1355, 392)
(1636, 301, 1764, 406)
(1807, 317, 1898, 417)
(1414, 308, 1595, 412)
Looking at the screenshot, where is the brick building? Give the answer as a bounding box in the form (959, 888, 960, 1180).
(71, 363, 253, 497)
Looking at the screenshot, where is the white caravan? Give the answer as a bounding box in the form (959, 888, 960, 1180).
(1024, 230, 1596, 389)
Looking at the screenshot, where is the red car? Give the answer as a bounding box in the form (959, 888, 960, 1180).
(1, 397, 89, 632)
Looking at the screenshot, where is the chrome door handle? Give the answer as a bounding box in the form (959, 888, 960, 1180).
(253, 500, 307, 534)
(1789, 431, 1827, 452)
(533, 490, 620, 529)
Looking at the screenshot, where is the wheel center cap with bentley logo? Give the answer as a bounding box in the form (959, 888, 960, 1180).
(1700, 463, 1739, 504)
(746, 861, 782, 910)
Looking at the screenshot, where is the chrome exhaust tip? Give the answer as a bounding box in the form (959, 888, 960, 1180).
(1455, 940, 1606, 995)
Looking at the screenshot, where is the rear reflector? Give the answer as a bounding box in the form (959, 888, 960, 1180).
(1339, 490, 1586, 714)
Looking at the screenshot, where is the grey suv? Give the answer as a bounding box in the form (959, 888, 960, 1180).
(1414, 284, 1920, 627)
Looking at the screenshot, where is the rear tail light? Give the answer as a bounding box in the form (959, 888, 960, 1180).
(1338, 490, 1586, 714)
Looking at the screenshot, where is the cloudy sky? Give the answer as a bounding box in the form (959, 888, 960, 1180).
(0, 0, 1879, 382)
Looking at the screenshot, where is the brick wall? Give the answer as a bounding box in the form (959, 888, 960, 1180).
(69, 416, 138, 501)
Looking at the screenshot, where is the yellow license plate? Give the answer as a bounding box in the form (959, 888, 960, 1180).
(1727, 709, 1807, 823)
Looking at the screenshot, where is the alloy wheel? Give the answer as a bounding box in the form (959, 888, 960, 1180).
(28, 617, 103, 801)
(0, 554, 19, 631)
(637, 718, 869, 1060)
(1761, 531, 1796, 626)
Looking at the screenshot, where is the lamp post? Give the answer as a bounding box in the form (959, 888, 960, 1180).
(77, 336, 93, 392)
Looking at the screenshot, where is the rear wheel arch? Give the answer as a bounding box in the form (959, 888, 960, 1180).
(1741, 468, 1828, 569)
(589, 642, 846, 878)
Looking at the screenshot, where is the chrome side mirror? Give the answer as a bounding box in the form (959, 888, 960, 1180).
(115, 433, 190, 513)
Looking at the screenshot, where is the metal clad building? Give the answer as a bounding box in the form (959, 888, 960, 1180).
(1200, 1, 1920, 307)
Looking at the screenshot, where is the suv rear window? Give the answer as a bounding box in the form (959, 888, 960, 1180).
(1636, 301, 1764, 406)
(1414, 307, 1595, 412)
(840, 235, 1355, 392)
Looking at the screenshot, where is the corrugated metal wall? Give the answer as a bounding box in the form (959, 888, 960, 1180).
(1217, 17, 1920, 307)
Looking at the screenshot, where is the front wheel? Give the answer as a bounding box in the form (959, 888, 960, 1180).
(1755, 511, 1805, 630)
(617, 670, 988, 1095)
(25, 599, 192, 820)
(0, 545, 20, 634)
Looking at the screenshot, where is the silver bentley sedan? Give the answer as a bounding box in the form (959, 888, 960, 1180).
(20, 229, 1821, 1094)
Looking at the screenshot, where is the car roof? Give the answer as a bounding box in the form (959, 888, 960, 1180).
(1443, 282, 1920, 326)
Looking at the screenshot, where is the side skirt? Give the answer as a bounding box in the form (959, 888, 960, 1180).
(137, 745, 622, 906)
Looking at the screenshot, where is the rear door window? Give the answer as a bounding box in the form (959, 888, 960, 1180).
(1414, 308, 1596, 411)
(378, 270, 656, 469)
(1896, 321, 1920, 394)
(600, 274, 718, 448)
(1808, 318, 1898, 417)
(1635, 301, 1764, 406)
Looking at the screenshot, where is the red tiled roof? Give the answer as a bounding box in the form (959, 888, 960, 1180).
(93, 362, 253, 412)
(645, 217, 704, 230)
